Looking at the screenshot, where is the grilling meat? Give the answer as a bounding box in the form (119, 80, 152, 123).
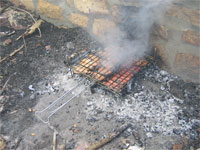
(73, 65, 90, 74)
(72, 50, 150, 92)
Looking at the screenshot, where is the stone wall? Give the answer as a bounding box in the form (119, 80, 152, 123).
(10, 0, 200, 83)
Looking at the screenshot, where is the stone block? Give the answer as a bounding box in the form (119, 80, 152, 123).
(93, 18, 116, 39)
(67, 0, 71, 7)
(74, 0, 109, 14)
(175, 53, 200, 72)
(20, 0, 34, 11)
(182, 30, 200, 46)
(38, 0, 64, 20)
(10, 0, 34, 11)
(167, 5, 200, 27)
(107, 0, 141, 7)
(68, 13, 88, 28)
(111, 5, 120, 23)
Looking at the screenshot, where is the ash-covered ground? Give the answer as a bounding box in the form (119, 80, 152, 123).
(28, 63, 200, 150)
(0, 2, 200, 150)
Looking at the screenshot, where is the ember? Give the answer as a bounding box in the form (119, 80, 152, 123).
(72, 49, 151, 94)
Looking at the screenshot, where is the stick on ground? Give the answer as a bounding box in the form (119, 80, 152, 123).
(86, 124, 131, 150)
(11, 6, 42, 38)
(23, 36, 27, 52)
(53, 131, 57, 150)
(16, 19, 44, 41)
(0, 44, 24, 63)
(47, 123, 58, 150)
(0, 75, 11, 95)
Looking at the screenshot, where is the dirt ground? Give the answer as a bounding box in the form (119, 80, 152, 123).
(0, 2, 200, 150)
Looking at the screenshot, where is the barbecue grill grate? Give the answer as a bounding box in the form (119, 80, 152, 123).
(72, 49, 152, 94)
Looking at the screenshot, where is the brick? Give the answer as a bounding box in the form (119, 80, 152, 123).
(111, 5, 126, 24)
(152, 25, 168, 40)
(173, 143, 183, 150)
(10, 0, 34, 11)
(93, 19, 116, 39)
(182, 7, 200, 27)
(19, 0, 34, 11)
(108, 0, 141, 7)
(66, 0, 71, 7)
(74, 0, 109, 14)
(111, 5, 120, 23)
(38, 0, 64, 20)
(10, 0, 21, 6)
(68, 13, 88, 28)
(182, 30, 200, 46)
(175, 53, 200, 73)
(167, 5, 200, 26)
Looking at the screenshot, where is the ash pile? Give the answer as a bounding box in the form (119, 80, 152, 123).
(32, 47, 200, 149)
(62, 46, 200, 148)
(81, 64, 200, 137)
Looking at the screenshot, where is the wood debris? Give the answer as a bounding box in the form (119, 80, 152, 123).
(16, 19, 44, 41)
(0, 136, 6, 150)
(0, 75, 12, 95)
(11, 6, 42, 37)
(128, 145, 145, 150)
(53, 131, 57, 150)
(47, 123, 58, 150)
(86, 124, 131, 150)
(0, 44, 24, 63)
(3, 38, 12, 46)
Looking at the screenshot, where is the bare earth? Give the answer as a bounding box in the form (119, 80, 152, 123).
(0, 2, 200, 150)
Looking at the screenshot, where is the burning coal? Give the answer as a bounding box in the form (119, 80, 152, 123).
(95, 0, 174, 68)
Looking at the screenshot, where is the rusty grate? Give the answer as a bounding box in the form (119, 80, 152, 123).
(72, 49, 151, 94)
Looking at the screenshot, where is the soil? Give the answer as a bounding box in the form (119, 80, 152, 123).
(0, 2, 200, 150)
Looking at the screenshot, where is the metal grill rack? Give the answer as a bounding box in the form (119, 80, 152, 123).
(72, 49, 151, 94)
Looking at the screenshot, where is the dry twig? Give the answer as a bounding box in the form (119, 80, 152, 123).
(53, 131, 57, 150)
(22, 36, 27, 52)
(47, 123, 58, 150)
(16, 19, 44, 41)
(0, 44, 24, 63)
(0, 76, 11, 95)
(11, 6, 42, 38)
(86, 124, 131, 150)
(11, 6, 36, 23)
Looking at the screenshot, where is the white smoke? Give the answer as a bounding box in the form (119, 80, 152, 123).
(99, 0, 174, 68)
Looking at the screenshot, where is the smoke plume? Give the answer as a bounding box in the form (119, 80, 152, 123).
(99, 0, 173, 68)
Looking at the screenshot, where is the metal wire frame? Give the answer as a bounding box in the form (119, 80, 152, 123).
(72, 49, 151, 94)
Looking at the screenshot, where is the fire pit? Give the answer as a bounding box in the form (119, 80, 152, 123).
(72, 49, 153, 94)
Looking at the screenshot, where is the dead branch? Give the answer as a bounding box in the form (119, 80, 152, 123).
(0, 76, 11, 95)
(11, 6, 42, 38)
(47, 123, 58, 150)
(86, 124, 131, 150)
(23, 36, 27, 52)
(16, 19, 44, 41)
(38, 26, 42, 38)
(0, 44, 24, 63)
(11, 6, 36, 23)
(53, 131, 57, 150)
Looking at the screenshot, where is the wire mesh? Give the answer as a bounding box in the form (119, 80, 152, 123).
(72, 49, 150, 93)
